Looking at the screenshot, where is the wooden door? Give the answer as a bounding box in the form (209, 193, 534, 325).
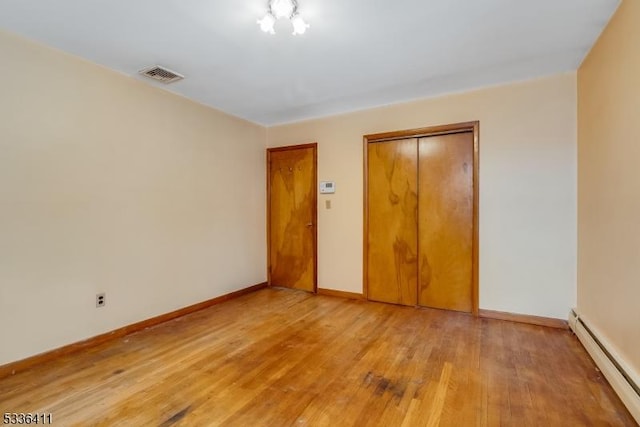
(268, 144, 317, 292)
(418, 132, 474, 312)
(366, 138, 418, 306)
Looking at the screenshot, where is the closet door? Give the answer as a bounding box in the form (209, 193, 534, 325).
(367, 138, 418, 306)
(418, 132, 474, 312)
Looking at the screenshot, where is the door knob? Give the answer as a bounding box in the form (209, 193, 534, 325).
(306, 223, 313, 227)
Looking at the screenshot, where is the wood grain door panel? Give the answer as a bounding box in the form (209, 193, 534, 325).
(268, 145, 317, 292)
(418, 132, 474, 312)
(366, 138, 418, 306)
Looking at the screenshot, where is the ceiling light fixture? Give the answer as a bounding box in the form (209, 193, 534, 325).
(257, 0, 309, 35)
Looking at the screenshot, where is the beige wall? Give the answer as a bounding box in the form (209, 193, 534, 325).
(578, 0, 640, 380)
(268, 73, 577, 319)
(0, 30, 267, 365)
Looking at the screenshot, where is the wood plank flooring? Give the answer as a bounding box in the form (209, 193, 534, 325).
(0, 288, 636, 426)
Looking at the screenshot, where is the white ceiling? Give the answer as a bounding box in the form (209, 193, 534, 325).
(0, 0, 620, 125)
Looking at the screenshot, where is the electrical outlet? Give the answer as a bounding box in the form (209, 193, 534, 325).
(96, 293, 106, 308)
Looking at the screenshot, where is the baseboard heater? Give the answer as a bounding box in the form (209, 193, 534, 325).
(569, 309, 640, 423)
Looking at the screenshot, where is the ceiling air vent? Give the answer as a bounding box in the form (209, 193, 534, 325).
(138, 65, 184, 84)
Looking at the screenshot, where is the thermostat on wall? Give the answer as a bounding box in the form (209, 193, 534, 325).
(320, 181, 336, 194)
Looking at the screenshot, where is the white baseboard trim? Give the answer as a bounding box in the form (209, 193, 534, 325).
(569, 309, 640, 424)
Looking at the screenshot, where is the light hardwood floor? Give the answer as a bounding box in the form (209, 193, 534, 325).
(0, 288, 636, 426)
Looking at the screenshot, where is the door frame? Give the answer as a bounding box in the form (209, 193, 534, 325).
(266, 143, 318, 292)
(363, 122, 479, 315)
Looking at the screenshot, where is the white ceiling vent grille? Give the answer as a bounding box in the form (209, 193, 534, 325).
(138, 65, 184, 84)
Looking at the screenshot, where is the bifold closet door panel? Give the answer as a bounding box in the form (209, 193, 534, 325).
(367, 138, 418, 306)
(418, 132, 474, 313)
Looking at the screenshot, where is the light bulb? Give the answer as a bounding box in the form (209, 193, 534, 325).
(291, 14, 309, 35)
(271, 0, 294, 19)
(257, 13, 276, 34)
